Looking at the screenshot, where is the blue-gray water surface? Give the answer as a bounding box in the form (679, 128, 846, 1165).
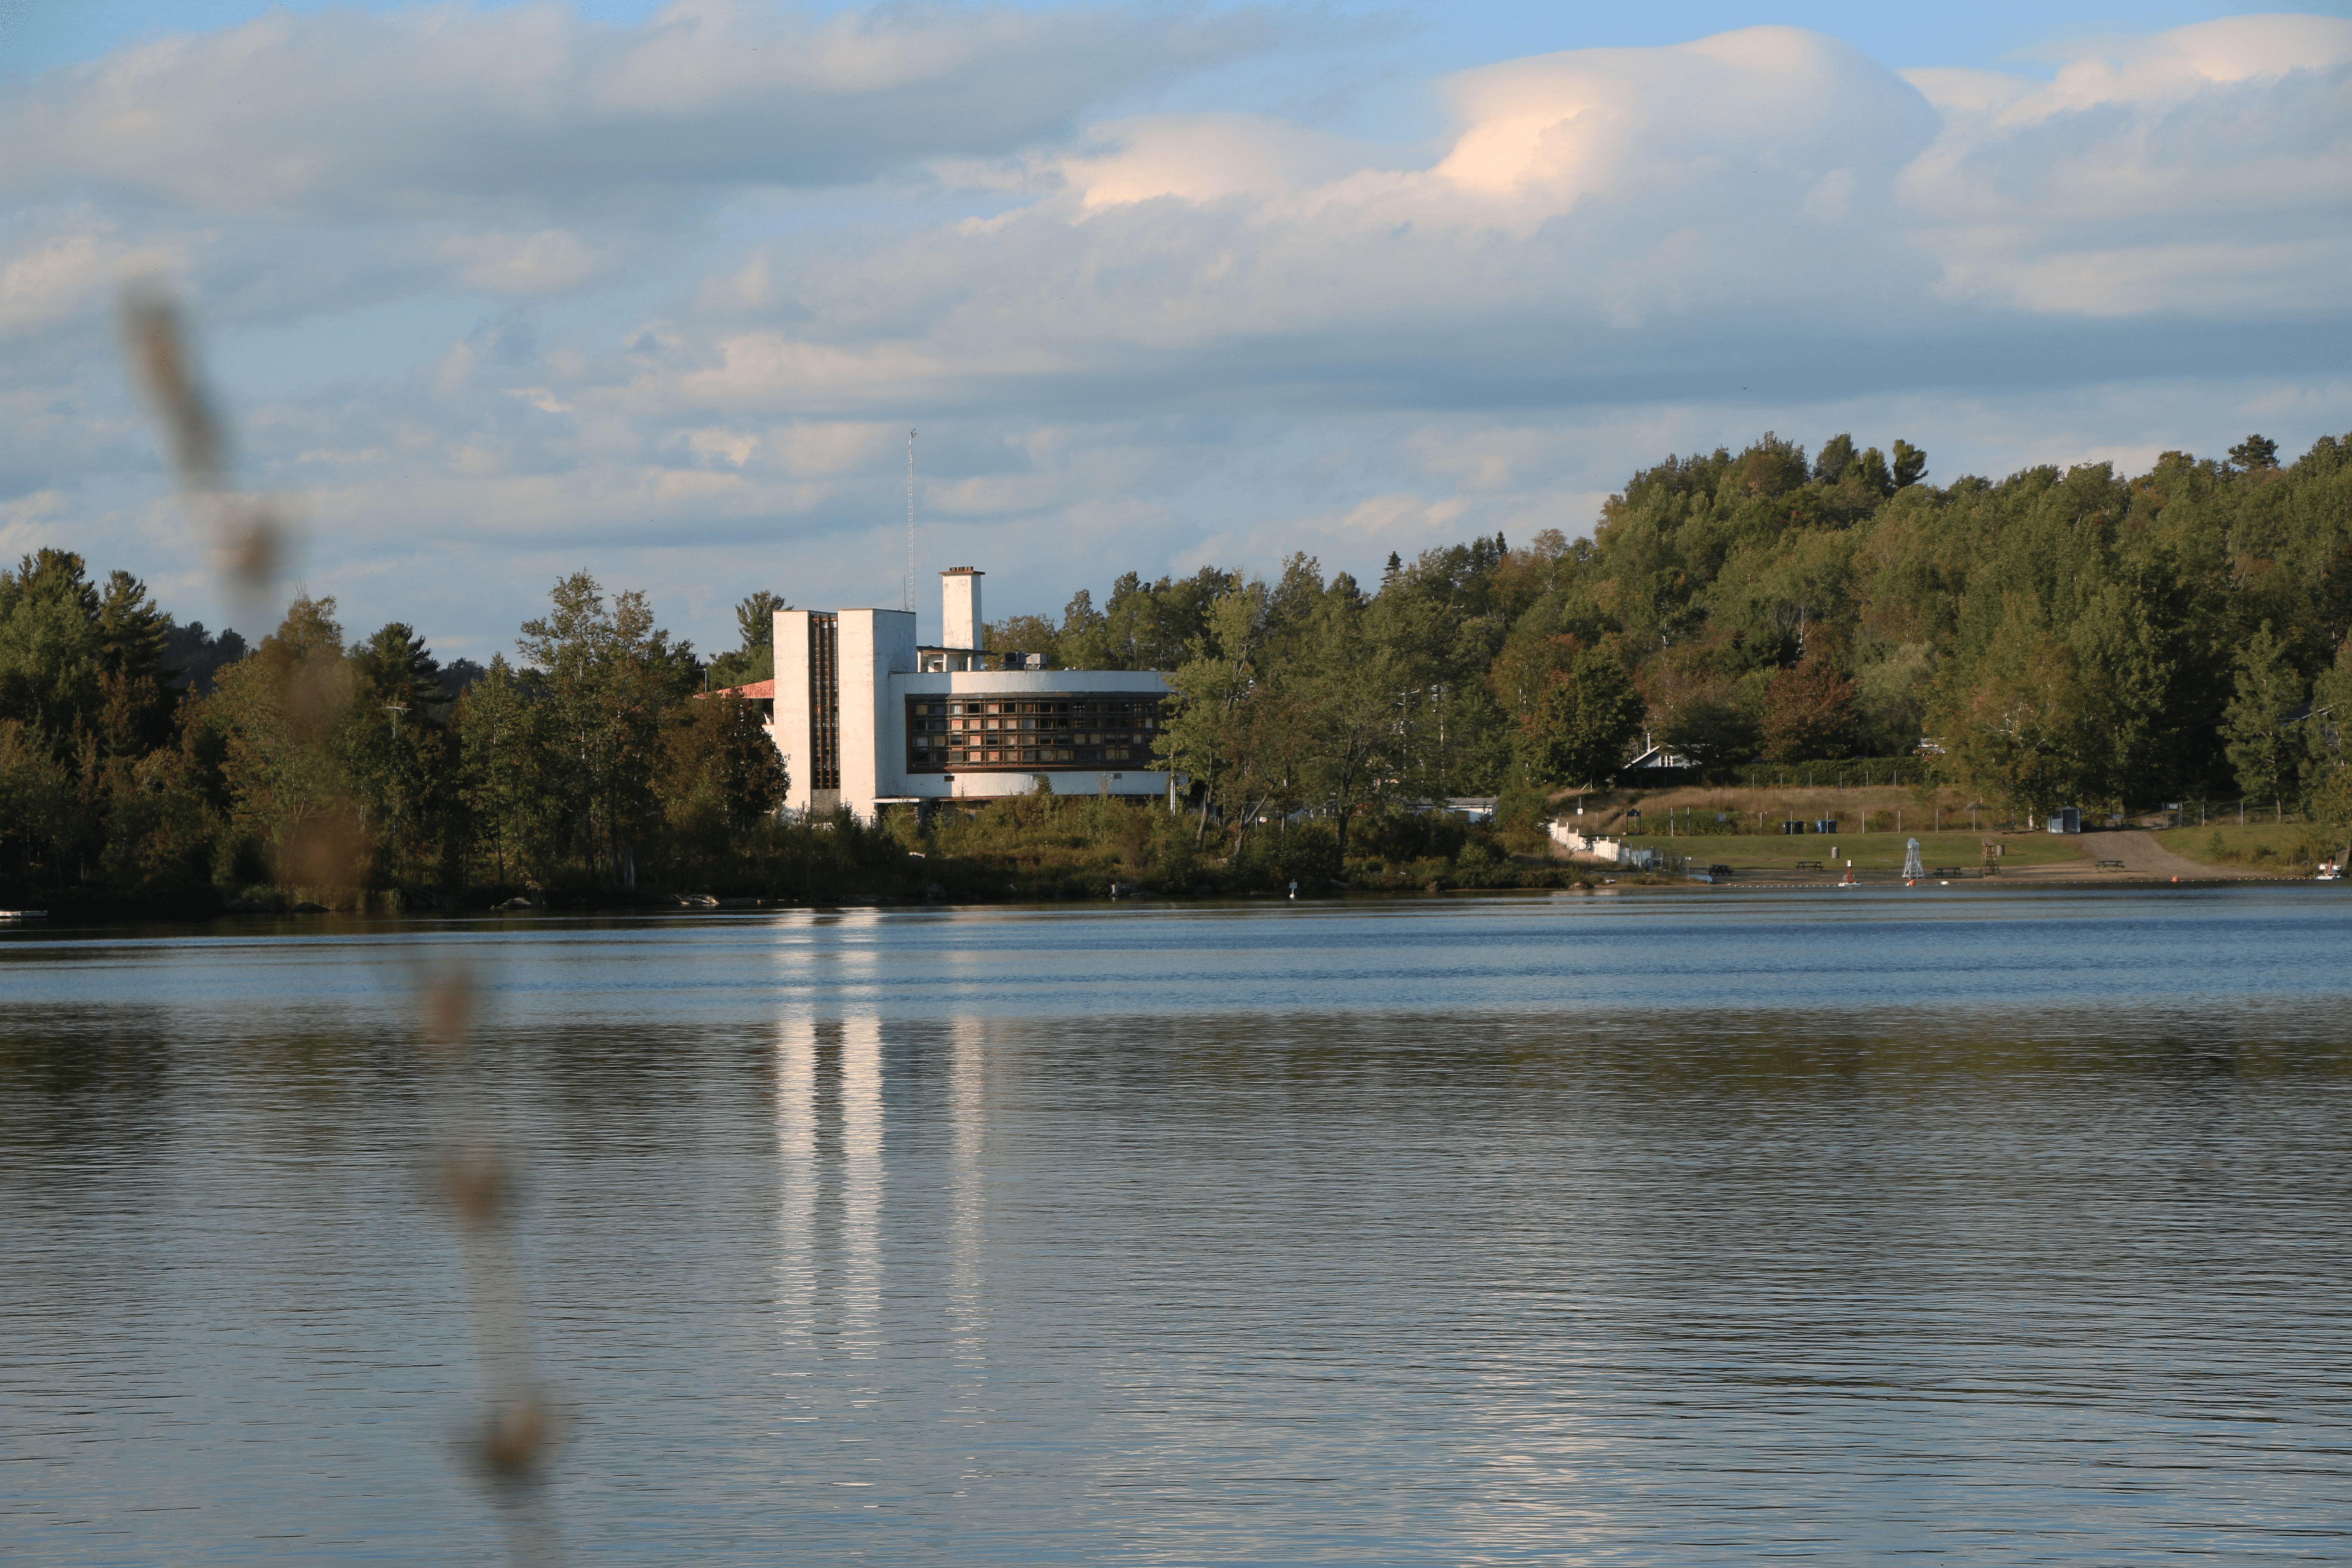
(5, 886, 2352, 1565)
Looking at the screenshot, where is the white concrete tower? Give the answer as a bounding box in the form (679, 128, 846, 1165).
(941, 567, 983, 652)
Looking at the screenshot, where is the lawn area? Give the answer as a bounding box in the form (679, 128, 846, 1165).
(2156, 820, 2351, 873)
(1567, 782, 2032, 841)
(1605, 829, 2091, 875)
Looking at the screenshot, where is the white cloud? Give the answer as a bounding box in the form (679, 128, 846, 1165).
(0, 1, 1280, 217)
(0, 211, 183, 340)
(5, 9, 2347, 656)
(584, 12, 2343, 455)
(1902, 17, 2352, 312)
(1053, 112, 1403, 208)
(438, 229, 615, 296)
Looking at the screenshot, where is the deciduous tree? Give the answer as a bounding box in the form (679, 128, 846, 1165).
(1761, 654, 1859, 762)
(1514, 647, 1641, 788)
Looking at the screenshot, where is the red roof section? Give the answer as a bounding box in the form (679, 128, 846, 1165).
(698, 678, 775, 700)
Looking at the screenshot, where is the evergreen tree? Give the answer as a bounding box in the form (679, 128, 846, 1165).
(707, 591, 787, 688)
(2228, 434, 2280, 473)
(341, 622, 456, 887)
(1812, 434, 1856, 484)
(657, 691, 787, 881)
(2223, 620, 2305, 819)
(212, 597, 360, 890)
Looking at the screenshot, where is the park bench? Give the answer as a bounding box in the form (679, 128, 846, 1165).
(1932, 866, 1964, 877)
(2096, 858, 2125, 871)
(1793, 860, 1823, 871)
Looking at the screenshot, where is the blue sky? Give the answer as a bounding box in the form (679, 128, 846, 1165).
(3, 2, 2349, 656)
(13, 2, 2343, 77)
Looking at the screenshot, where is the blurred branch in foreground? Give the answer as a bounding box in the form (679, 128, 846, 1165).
(423, 971, 566, 1566)
(119, 284, 288, 609)
(119, 286, 564, 1564)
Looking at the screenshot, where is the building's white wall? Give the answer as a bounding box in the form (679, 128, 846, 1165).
(942, 571, 982, 652)
(762, 598, 1177, 818)
(837, 609, 918, 817)
(775, 608, 814, 812)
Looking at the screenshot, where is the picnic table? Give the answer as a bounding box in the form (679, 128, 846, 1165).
(1793, 860, 1823, 871)
(1707, 863, 1735, 877)
(2096, 858, 2125, 871)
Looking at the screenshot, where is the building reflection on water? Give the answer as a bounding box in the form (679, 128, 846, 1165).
(775, 1007, 993, 1369)
(774, 1016, 884, 1357)
(948, 1016, 987, 1370)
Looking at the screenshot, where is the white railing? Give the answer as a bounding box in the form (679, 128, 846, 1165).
(1547, 823, 1659, 870)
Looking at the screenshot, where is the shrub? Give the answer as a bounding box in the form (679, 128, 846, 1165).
(1233, 822, 1341, 890)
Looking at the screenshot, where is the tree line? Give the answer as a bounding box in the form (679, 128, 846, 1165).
(1029, 428, 2349, 853)
(0, 558, 794, 908)
(7, 424, 2350, 907)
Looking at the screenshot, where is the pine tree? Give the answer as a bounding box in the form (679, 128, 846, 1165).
(2223, 620, 2305, 820)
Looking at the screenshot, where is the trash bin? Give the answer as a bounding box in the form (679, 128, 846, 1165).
(1814, 819, 1837, 834)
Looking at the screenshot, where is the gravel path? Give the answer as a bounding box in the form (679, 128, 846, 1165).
(2091, 828, 2271, 880)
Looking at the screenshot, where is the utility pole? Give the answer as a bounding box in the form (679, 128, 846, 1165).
(906, 429, 917, 614)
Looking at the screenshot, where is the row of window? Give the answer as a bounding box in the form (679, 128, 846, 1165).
(922, 746, 1139, 767)
(912, 720, 1142, 740)
(905, 692, 1165, 772)
(911, 700, 1154, 718)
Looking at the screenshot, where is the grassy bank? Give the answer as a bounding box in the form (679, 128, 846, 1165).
(1565, 783, 2022, 839)
(1616, 829, 2094, 876)
(2157, 821, 2350, 873)
(901, 792, 1585, 900)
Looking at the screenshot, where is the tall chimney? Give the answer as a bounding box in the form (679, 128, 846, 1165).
(941, 567, 983, 651)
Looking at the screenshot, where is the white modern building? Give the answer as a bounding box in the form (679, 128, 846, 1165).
(759, 568, 1177, 820)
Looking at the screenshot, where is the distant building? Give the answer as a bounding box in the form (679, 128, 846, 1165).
(752, 568, 1177, 820)
(1620, 732, 1692, 775)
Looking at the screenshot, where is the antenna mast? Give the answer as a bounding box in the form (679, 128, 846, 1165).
(905, 429, 916, 613)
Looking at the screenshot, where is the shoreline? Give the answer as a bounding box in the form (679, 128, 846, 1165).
(3, 876, 2340, 939)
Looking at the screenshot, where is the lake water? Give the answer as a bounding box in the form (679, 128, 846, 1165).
(6, 886, 2352, 1565)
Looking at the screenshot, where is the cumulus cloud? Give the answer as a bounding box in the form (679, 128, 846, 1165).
(5, 8, 2347, 651)
(0, 0, 1281, 216)
(1904, 15, 2352, 313)
(635, 15, 2349, 431)
(646, 26, 1955, 424)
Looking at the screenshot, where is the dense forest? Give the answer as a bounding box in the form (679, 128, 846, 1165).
(1004, 428, 2352, 847)
(4, 427, 2350, 910)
